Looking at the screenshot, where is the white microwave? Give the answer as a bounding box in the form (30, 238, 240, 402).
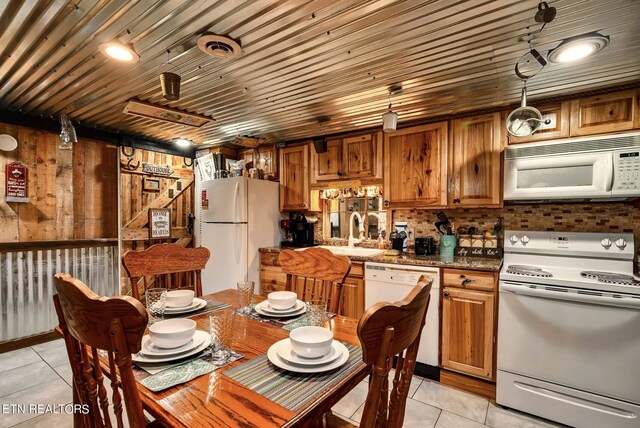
(504, 132, 640, 201)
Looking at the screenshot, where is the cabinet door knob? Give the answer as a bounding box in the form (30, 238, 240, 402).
(271, 256, 277, 265)
(461, 278, 475, 286)
(443, 291, 450, 299)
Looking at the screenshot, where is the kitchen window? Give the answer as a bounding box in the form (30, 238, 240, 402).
(322, 187, 386, 241)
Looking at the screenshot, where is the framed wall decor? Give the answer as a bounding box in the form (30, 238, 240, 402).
(143, 177, 161, 192)
(149, 208, 171, 239)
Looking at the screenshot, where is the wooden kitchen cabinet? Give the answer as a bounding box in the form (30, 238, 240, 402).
(383, 122, 448, 208)
(441, 268, 498, 381)
(340, 261, 365, 319)
(238, 145, 278, 177)
(312, 138, 342, 181)
(311, 132, 381, 183)
(259, 252, 365, 318)
(506, 101, 570, 144)
(279, 144, 309, 211)
(570, 90, 638, 136)
(449, 113, 502, 207)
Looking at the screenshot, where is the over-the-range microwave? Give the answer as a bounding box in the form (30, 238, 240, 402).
(504, 132, 640, 202)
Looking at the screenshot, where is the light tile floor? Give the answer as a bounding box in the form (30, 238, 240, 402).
(0, 339, 567, 428)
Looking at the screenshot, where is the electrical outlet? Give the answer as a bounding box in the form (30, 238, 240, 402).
(407, 228, 415, 240)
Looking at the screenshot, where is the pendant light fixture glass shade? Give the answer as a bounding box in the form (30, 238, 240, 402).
(382, 104, 398, 133)
(59, 114, 77, 151)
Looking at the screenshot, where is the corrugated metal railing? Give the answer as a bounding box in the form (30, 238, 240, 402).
(0, 239, 119, 343)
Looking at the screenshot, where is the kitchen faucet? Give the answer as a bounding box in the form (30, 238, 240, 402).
(367, 212, 387, 234)
(348, 212, 365, 247)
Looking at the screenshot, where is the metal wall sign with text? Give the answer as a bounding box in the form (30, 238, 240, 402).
(5, 162, 29, 203)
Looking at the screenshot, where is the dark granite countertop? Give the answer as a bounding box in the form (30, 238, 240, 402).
(259, 247, 503, 272)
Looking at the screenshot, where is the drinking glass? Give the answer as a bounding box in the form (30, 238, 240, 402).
(209, 312, 234, 361)
(306, 299, 328, 327)
(236, 281, 254, 314)
(145, 288, 167, 324)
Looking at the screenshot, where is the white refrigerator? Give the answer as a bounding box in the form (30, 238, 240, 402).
(199, 177, 280, 295)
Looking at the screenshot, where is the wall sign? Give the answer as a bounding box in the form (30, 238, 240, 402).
(142, 163, 174, 176)
(5, 162, 29, 203)
(149, 208, 171, 239)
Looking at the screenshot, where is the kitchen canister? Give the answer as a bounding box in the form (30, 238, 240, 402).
(484, 236, 498, 248)
(471, 235, 484, 248)
(439, 235, 457, 257)
(458, 234, 471, 247)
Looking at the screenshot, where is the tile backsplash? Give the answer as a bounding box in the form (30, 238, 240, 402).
(311, 202, 640, 267)
(393, 202, 640, 267)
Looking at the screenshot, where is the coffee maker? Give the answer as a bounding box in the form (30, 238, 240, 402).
(280, 212, 317, 247)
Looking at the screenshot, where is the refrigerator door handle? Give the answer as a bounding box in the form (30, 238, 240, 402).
(233, 182, 240, 223)
(235, 224, 241, 264)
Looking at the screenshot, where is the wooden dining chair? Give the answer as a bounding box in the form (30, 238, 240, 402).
(122, 243, 210, 301)
(278, 247, 351, 315)
(53, 273, 152, 428)
(324, 276, 433, 428)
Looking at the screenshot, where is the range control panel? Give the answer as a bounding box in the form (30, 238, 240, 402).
(504, 231, 635, 259)
(613, 150, 640, 193)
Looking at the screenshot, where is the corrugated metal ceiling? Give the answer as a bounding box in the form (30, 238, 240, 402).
(0, 0, 639, 146)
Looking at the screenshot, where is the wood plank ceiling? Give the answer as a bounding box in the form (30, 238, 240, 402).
(0, 0, 638, 147)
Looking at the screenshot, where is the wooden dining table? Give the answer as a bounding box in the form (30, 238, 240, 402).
(124, 289, 370, 427)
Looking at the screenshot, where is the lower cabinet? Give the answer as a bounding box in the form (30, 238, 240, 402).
(258, 251, 365, 318)
(441, 269, 497, 381)
(340, 262, 365, 319)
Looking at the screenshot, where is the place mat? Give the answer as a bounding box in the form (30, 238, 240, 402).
(223, 343, 363, 412)
(139, 349, 244, 392)
(234, 306, 336, 330)
(164, 298, 231, 318)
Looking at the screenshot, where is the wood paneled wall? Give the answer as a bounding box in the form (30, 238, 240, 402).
(0, 122, 118, 242)
(119, 148, 195, 294)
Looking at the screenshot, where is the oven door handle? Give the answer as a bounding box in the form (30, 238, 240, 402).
(501, 282, 640, 309)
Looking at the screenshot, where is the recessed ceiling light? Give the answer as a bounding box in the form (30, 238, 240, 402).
(174, 138, 193, 147)
(99, 42, 139, 63)
(547, 32, 609, 63)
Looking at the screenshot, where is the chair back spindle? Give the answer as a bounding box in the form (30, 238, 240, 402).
(278, 248, 351, 314)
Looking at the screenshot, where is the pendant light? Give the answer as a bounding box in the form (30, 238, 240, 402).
(382, 85, 401, 133)
(382, 104, 398, 133)
(160, 49, 181, 101)
(59, 114, 77, 151)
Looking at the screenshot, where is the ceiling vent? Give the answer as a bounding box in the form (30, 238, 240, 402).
(197, 34, 242, 59)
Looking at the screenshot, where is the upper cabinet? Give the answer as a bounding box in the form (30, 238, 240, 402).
(238, 145, 278, 178)
(279, 144, 309, 211)
(311, 132, 382, 184)
(506, 90, 640, 145)
(312, 138, 342, 181)
(383, 122, 448, 208)
(449, 113, 502, 207)
(506, 101, 570, 144)
(570, 90, 638, 136)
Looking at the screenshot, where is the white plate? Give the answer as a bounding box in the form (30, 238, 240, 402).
(265, 301, 298, 312)
(132, 330, 211, 363)
(254, 301, 306, 318)
(267, 339, 349, 373)
(255, 300, 304, 315)
(276, 339, 342, 366)
(140, 332, 205, 357)
(164, 298, 207, 314)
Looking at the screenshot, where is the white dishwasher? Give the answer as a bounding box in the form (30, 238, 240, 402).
(364, 262, 440, 367)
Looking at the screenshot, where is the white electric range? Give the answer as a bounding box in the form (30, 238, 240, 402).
(497, 231, 640, 428)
